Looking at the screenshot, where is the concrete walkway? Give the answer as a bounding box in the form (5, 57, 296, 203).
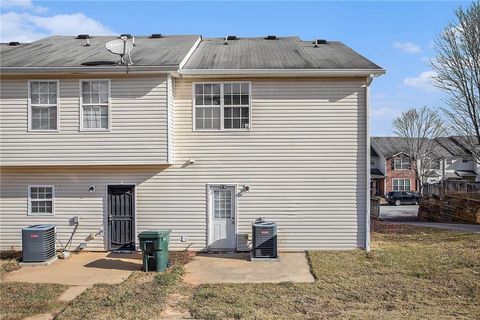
(384, 221, 480, 233)
(183, 252, 314, 284)
(1, 252, 142, 285)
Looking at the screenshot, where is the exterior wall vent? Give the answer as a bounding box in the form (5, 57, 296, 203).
(150, 34, 163, 38)
(8, 42, 20, 46)
(252, 219, 278, 259)
(265, 35, 277, 40)
(22, 224, 56, 262)
(76, 34, 90, 39)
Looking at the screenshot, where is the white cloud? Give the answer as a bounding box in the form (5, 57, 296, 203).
(0, 11, 114, 43)
(393, 41, 421, 53)
(1, 0, 48, 14)
(403, 71, 438, 91)
(370, 106, 399, 118)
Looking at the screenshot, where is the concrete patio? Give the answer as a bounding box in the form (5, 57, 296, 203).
(183, 252, 315, 284)
(1, 252, 142, 286)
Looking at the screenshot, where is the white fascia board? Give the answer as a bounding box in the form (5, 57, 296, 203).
(179, 68, 386, 77)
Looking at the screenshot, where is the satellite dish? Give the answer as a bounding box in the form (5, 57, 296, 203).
(105, 36, 134, 71)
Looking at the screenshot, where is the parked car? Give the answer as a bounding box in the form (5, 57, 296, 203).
(386, 191, 420, 206)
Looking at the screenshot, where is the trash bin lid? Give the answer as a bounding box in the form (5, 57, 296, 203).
(138, 230, 171, 239)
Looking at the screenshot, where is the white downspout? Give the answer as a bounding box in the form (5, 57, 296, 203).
(365, 75, 374, 251)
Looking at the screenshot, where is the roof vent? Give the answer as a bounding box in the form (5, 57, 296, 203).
(265, 35, 277, 40)
(120, 34, 132, 38)
(150, 34, 163, 38)
(227, 35, 237, 41)
(313, 38, 327, 47)
(8, 41, 20, 46)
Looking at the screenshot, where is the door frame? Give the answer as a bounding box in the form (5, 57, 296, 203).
(206, 183, 238, 251)
(104, 183, 137, 251)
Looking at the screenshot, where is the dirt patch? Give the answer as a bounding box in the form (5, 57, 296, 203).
(170, 250, 196, 266)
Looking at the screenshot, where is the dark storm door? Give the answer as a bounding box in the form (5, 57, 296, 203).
(107, 185, 135, 251)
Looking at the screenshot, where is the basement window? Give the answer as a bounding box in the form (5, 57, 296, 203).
(194, 82, 251, 130)
(28, 185, 55, 216)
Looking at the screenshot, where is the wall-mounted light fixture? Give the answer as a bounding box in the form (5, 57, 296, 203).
(243, 185, 250, 192)
(88, 185, 95, 192)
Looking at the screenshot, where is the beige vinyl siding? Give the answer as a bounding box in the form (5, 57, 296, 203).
(0, 76, 169, 165)
(0, 77, 367, 251)
(174, 78, 367, 250)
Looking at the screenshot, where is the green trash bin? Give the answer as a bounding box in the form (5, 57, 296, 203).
(138, 230, 170, 272)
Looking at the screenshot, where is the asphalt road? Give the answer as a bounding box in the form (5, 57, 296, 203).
(380, 204, 419, 220)
(379, 204, 480, 234)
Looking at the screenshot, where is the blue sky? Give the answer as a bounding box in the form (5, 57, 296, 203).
(1, 1, 470, 136)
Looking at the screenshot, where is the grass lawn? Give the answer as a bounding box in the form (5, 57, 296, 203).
(189, 222, 480, 320)
(0, 282, 67, 320)
(56, 252, 192, 320)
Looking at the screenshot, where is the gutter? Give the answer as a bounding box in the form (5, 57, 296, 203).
(179, 68, 386, 77)
(0, 65, 179, 75)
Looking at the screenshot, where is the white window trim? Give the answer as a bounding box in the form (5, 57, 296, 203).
(392, 179, 411, 191)
(192, 81, 252, 132)
(27, 80, 60, 132)
(79, 79, 112, 132)
(393, 158, 411, 170)
(28, 185, 55, 216)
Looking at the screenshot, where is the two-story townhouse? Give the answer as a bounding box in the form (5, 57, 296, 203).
(0, 35, 384, 252)
(435, 137, 479, 182)
(370, 137, 417, 194)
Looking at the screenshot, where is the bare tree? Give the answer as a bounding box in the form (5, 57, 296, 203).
(432, 1, 480, 163)
(393, 106, 445, 191)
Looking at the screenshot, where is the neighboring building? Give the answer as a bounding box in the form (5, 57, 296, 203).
(371, 136, 480, 197)
(0, 35, 384, 252)
(371, 137, 417, 196)
(435, 137, 479, 182)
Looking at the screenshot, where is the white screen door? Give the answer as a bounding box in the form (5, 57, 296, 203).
(208, 185, 236, 251)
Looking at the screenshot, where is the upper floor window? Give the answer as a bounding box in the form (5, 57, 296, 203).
(393, 158, 411, 170)
(28, 185, 54, 215)
(29, 81, 58, 131)
(80, 80, 110, 130)
(194, 82, 250, 130)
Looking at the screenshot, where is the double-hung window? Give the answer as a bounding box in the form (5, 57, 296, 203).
(194, 82, 250, 130)
(80, 80, 110, 130)
(28, 185, 54, 215)
(29, 81, 58, 131)
(393, 158, 411, 170)
(393, 179, 411, 191)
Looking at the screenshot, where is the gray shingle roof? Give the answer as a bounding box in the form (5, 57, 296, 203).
(371, 136, 451, 158)
(1, 35, 383, 73)
(183, 37, 382, 70)
(434, 137, 471, 157)
(0, 35, 200, 70)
